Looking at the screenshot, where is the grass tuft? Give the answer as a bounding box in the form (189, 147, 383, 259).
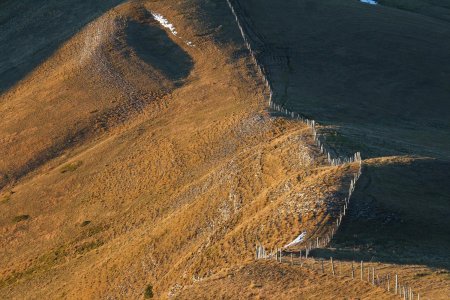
(60, 161, 83, 173)
(1, 195, 11, 204)
(13, 214, 30, 222)
(144, 284, 154, 298)
(80, 220, 91, 227)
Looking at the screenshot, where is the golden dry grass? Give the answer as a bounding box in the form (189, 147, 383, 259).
(0, 0, 448, 299)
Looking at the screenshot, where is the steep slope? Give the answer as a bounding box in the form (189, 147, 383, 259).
(0, 0, 449, 299)
(0, 1, 356, 298)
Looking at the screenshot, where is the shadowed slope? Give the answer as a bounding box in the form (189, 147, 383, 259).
(0, 0, 125, 93)
(379, 0, 450, 22)
(237, 0, 450, 159)
(330, 157, 450, 269)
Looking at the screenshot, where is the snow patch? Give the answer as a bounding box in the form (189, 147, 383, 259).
(285, 231, 307, 248)
(151, 12, 195, 47)
(360, 0, 377, 4)
(151, 12, 178, 36)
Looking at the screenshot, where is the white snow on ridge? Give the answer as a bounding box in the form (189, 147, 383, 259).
(151, 12, 178, 36)
(360, 0, 377, 5)
(284, 231, 307, 248)
(151, 12, 195, 47)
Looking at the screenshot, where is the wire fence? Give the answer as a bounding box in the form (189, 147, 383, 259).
(254, 253, 422, 300)
(225, 0, 425, 299)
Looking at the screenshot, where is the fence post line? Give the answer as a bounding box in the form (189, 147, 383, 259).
(387, 274, 390, 292)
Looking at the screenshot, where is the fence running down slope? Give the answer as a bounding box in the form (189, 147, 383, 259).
(225, 0, 362, 250)
(225, 0, 423, 299)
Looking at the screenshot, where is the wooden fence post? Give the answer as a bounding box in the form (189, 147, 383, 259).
(331, 257, 335, 276)
(300, 250, 303, 267)
(395, 274, 398, 294)
(387, 274, 390, 292)
(360, 261, 363, 281)
(372, 267, 375, 285)
(351, 261, 355, 279)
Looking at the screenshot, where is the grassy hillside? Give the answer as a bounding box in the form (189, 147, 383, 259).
(0, 2, 192, 190)
(0, 0, 449, 299)
(0, 0, 354, 298)
(178, 260, 449, 299)
(177, 261, 398, 299)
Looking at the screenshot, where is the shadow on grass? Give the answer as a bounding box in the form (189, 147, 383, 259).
(126, 18, 193, 83)
(313, 158, 450, 270)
